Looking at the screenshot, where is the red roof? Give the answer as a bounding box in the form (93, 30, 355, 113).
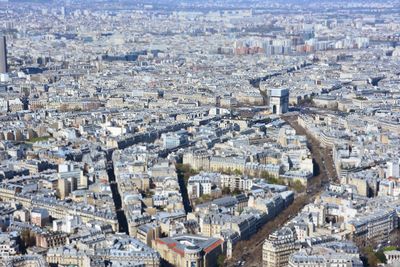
(172, 246, 185, 256)
(204, 239, 223, 254)
(155, 238, 166, 245)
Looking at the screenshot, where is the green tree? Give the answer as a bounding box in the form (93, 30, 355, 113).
(200, 194, 212, 202)
(175, 163, 199, 185)
(383, 246, 398, 251)
(362, 246, 379, 267)
(266, 177, 286, 185)
(223, 168, 233, 175)
(222, 187, 231, 195)
(217, 254, 226, 267)
(260, 171, 286, 185)
(291, 180, 305, 193)
(233, 169, 242, 176)
(260, 171, 272, 180)
(232, 188, 242, 195)
(375, 249, 387, 264)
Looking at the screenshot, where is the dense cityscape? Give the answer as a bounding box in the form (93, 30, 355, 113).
(0, 0, 400, 266)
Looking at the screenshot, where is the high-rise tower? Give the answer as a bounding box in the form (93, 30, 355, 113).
(0, 36, 7, 73)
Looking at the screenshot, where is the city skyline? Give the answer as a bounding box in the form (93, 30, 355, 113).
(0, 0, 399, 267)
